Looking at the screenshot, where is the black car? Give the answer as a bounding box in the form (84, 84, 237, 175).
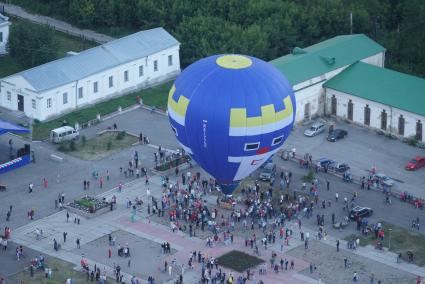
(327, 129, 348, 142)
(349, 206, 373, 220)
(329, 162, 350, 173)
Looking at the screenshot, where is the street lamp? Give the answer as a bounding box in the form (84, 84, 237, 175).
(388, 228, 393, 250)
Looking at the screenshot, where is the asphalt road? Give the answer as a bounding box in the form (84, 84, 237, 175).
(284, 119, 425, 198)
(272, 156, 425, 238)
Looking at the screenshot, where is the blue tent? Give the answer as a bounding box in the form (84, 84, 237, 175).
(0, 119, 30, 135)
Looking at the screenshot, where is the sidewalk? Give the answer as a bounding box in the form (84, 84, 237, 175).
(0, 2, 115, 43)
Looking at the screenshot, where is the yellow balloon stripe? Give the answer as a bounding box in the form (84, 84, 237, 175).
(168, 85, 190, 117)
(230, 96, 293, 127)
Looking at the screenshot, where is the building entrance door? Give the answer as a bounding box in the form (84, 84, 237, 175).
(417, 120, 423, 141)
(347, 100, 353, 121)
(331, 95, 337, 115)
(304, 103, 310, 120)
(17, 95, 24, 112)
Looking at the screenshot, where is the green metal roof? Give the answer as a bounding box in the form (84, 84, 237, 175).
(324, 61, 425, 117)
(270, 34, 385, 85)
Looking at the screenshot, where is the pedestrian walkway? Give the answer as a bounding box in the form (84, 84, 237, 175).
(0, 2, 115, 43)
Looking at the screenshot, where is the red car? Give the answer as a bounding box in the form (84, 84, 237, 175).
(405, 156, 425, 171)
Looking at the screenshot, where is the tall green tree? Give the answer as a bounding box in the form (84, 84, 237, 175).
(7, 22, 59, 68)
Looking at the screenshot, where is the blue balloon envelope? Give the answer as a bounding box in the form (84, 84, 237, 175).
(167, 54, 296, 195)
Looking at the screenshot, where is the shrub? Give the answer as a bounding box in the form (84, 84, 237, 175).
(107, 140, 113, 150)
(116, 131, 125, 140)
(69, 140, 77, 151)
(407, 135, 418, 146)
(417, 142, 425, 149)
(302, 170, 315, 182)
(57, 141, 69, 152)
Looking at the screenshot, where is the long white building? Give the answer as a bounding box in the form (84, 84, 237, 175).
(0, 27, 180, 121)
(0, 13, 10, 55)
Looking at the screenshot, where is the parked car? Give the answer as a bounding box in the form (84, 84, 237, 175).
(317, 158, 335, 168)
(260, 156, 274, 168)
(50, 126, 79, 143)
(405, 156, 425, 171)
(372, 173, 395, 187)
(259, 163, 276, 182)
(329, 162, 350, 173)
(327, 129, 348, 142)
(304, 121, 326, 137)
(349, 206, 373, 220)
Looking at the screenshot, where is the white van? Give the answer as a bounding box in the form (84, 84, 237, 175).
(50, 126, 79, 143)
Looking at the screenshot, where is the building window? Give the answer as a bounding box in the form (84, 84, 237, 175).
(347, 100, 353, 120)
(398, 115, 405, 136)
(7, 91, 11, 101)
(32, 99, 36, 109)
(47, 98, 52, 108)
(417, 120, 423, 141)
(124, 70, 129, 82)
(139, 65, 144, 77)
(154, 60, 158, 72)
(364, 104, 370, 126)
(381, 110, 387, 130)
(78, 87, 83, 99)
(63, 93, 68, 104)
(168, 55, 173, 66)
(93, 81, 98, 93)
(109, 76, 113, 88)
(0, 32, 3, 43)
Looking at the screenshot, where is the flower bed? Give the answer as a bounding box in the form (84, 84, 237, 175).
(217, 250, 264, 272)
(68, 196, 109, 213)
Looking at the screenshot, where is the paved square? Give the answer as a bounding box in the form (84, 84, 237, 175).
(287, 241, 415, 284)
(78, 230, 177, 283)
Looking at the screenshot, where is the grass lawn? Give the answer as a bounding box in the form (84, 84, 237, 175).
(217, 250, 264, 272)
(58, 131, 138, 160)
(32, 81, 172, 141)
(0, 17, 96, 79)
(11, 257, 97, 284)
(345, 221, 425, 266)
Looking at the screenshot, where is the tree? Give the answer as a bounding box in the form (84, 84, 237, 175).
(7, 22, 59, 68)
(69, 0, 96, 26)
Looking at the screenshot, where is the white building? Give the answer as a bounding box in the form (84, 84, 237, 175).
(324, 62, 425, 142)
(270, 33, 424, 142)
(0, 13, 10, 55)
(0, 27, 180, 121)
(270, 34, 385, 122)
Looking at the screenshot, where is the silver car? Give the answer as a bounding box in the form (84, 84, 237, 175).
(373, 173, 395, 187)
(304, 121, 326, 137)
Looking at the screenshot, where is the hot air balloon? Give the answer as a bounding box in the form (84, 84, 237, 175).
(167, 54, 296, 195)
